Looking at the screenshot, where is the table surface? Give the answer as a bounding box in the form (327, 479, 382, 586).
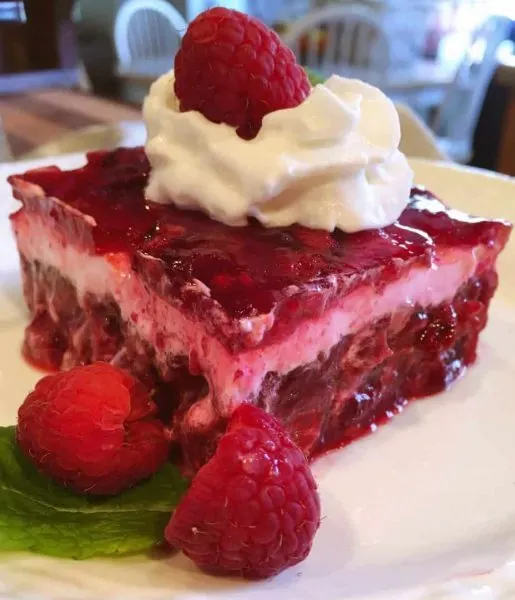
(1, 63, 511, 167)
(0, 69, 81, 95)
(0, 89, 141, 159)
(119, 55, 457, 91)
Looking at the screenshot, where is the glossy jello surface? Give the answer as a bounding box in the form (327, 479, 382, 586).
(9, 147, 511, 321)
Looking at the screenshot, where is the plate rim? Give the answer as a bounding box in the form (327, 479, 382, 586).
(0, 155, 514, 600)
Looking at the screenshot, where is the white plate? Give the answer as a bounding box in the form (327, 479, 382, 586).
(0, 156, 514, 600)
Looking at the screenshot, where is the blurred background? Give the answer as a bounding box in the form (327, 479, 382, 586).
(1, 0, 515, 175)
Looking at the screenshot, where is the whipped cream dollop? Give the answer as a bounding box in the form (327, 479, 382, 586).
(143, 71, 413, 233)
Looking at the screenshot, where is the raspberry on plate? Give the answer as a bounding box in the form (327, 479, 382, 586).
(174, 7, 311, 139)
(17, 362, 170, 496)
(165, 404, 321, 579)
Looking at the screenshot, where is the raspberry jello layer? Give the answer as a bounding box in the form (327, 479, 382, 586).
(8, 148, 511, 470)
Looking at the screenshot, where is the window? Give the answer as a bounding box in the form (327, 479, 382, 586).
(0, 1, 26, 22)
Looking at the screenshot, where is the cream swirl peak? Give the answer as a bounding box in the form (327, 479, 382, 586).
(143, 71, 413, 233)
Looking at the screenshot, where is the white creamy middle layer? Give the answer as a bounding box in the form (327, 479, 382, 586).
(16, 212, 483, 431)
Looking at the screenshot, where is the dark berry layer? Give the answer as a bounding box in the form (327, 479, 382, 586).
(19, 257, 497, 471)
(9, 147, 511, 353)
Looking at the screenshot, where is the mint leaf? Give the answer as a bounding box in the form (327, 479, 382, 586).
(0, 426, 189, 559)
(304, 67, 325, 86)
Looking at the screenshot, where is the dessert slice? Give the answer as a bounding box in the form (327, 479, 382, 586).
(8, 147, 511, 471)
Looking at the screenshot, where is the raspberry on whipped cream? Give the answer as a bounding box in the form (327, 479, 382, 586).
(143, 73, 413, 233)
(174, 7, 310, 140)
(143, 7, 412, 234)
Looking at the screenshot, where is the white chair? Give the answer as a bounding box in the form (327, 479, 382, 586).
(282, 4, 391, 80)
(433, 15, 511, 164)
(72, 0, 92, 92)
(114, 0, 187, 82)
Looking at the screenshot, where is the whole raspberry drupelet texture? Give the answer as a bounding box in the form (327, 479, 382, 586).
(17, 362, 170, 496)
(174, 7, 311, 140)
(165, 403, 321, 579)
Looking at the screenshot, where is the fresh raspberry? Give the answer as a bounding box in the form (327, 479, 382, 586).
(174, 7, 311, 140)
(17, 362, 169, 496)
(165, 404, 321, 579)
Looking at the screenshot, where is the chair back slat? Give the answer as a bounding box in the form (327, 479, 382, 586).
(434, 15, 511, 157)
(321, 20, 340, 71)
(114, 0, 187, 68)
(283, 5, 391, 80)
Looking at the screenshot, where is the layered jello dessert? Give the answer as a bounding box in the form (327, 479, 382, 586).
(7, 9, 512, 474)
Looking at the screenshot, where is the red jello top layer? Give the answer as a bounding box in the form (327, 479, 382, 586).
(9, 147, 511, 349)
